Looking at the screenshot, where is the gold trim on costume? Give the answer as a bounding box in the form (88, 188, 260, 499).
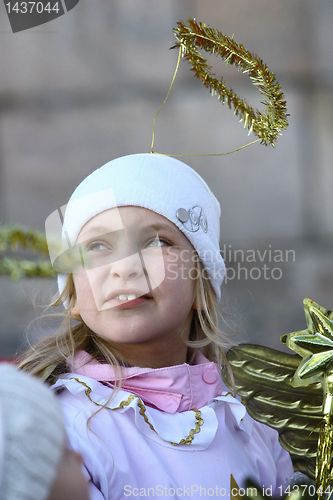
(69, 377, 204, 446)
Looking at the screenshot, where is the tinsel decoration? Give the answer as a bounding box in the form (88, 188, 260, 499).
(0, 223, 55, 279)
(173, 19, 289, 146)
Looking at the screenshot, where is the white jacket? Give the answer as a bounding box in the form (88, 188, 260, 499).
(52, 352, 293, 499)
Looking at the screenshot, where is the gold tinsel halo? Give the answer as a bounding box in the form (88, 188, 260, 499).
(173, 19, 289, 147)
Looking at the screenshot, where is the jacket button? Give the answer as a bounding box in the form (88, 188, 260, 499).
(202, 369, 217, 384)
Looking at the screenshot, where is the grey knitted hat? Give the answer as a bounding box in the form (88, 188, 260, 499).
(0, 363, 65, 500)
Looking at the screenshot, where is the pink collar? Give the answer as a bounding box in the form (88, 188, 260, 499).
(70, 351, 223, 414)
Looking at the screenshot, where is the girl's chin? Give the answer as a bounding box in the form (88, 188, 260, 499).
(94, 325, 162, 345)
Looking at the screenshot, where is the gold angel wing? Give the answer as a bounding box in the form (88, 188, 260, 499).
(223, 343, 323, 479)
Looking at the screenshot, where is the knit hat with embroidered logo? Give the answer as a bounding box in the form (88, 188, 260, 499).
(0, 363, 65, 500)
(52, 153, 225, 301)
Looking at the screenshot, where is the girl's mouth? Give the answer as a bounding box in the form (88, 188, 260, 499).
(104, 291, 153, 309)
(116, 296, 151, 309)
(112, 293, 141, 301)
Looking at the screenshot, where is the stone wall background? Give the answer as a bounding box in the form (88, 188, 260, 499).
(0, 0, 332, 357)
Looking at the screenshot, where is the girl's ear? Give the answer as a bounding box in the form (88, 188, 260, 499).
(192, 298, 199, 310)
(192, 295, 205, 311)
(71, 301, 80, 317)
(192, 292, 211, 311)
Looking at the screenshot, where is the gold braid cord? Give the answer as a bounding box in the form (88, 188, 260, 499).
(70, 378, 204, 446)
(173, 19, 289, 147)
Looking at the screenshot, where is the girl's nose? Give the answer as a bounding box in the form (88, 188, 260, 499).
(111, 253, 144, 280)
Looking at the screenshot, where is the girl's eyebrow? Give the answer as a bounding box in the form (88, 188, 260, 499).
(78, 225, 112, 239)
(149, 223, 179, 235)
(79, 223, 178, 240)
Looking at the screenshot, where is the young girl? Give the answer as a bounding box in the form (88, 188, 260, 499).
(20, 153, 294, 499)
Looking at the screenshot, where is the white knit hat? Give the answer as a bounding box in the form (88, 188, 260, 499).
(0, 363, 65, 500)
(51, 153, 225, 301)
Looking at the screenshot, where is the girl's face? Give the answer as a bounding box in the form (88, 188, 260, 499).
(71, 206, 198, 367)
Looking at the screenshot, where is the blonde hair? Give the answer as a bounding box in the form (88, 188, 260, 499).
(18, 259, 233, 384)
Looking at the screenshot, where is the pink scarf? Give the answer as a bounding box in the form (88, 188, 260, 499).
(70, 351, 223, 414)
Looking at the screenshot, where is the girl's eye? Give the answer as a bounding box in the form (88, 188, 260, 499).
(146, 237, 168, 248)
(86, 242, 108, 252)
